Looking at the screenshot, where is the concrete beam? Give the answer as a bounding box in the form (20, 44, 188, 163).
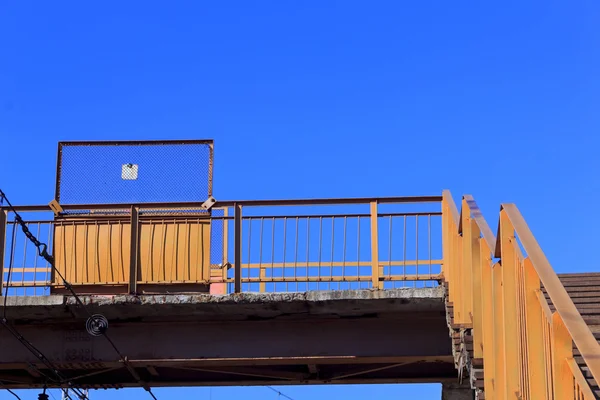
(0, 312, 449, 365)
(0, 288, 452, 388)
(441, 383, 474, 400)
(2, 287, 444, 323)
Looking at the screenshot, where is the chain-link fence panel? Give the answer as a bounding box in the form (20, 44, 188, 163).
(56, 140, 213, 205)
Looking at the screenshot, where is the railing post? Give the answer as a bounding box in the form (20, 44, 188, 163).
(499, 210, 522, 399)
(480, 243, 495, 399)
(369, 201, 381, 290)
(234, 203, 242, 293)
(441, 200, 449, 293)
(461, 199, 476, 329)
(523, 257, 549, 399)
(551, 312, 574, 400)
(222, 207, 229, 267)
(128, 206, 140, 294)
(463, 203, 483, 359)
(492, 262, 505, 399)
(454, 225, 464, 323)
(0, 210, 7, 296)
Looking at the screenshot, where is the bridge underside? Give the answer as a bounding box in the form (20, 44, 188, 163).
(0, 288, 455, 389)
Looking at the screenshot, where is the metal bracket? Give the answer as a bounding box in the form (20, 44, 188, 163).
(201, 196, 217, 211)
(49, 199, 64, 216)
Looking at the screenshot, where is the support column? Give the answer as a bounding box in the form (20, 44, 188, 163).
(441, 383, 474, 400)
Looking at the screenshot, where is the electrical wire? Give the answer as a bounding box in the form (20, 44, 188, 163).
(0, 189, 157, 399)
(0, 380, 21, 400)
(266, 386, 296, 400)
(0, 224, 80, 400)
(3, 222, 16, 316)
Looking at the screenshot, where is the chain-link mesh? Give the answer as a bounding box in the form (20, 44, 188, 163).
(56, 141, 213, 205)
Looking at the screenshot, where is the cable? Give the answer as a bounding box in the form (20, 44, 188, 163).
(0, 380, 22, 400)
(3, 221, 16, 316)
(0, 189, 158, 399)
(266, 386, 296, 400)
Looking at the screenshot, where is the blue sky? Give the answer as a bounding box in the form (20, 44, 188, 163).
(1, 1, 599, 398)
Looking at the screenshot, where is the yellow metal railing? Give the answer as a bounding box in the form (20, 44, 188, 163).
(443, 190, 600, 400)
(1, 196, 444, 295)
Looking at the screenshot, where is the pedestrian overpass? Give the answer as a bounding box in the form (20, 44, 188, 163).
(0, 140, 598, 400)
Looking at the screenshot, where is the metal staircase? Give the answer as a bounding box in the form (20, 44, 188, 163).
(442, 191, 600, 400)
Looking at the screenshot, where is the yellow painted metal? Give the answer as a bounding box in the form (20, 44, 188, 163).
(502, 204, 600, 388)
(444, 191, 600, 399)
(54, 220, 131, 285)
(53, 215, 212, 288)
(492, 262, 505, 399)
(129, 206, 140, 293)
(460, 199, 474, 328)
(480, 240, 494, 400)
(0, 210, 7, 295)
(138, 219, 211, 283)
(523, 257, 548, 399)
(370, 201, 382, 290)
(499, 210, 522, 399)
(467, 203, 483, 359)
(259, 267, 266, 293)
(222, 207, 229, 280)
(567, 357, 596, 400)
(442, 190, 460, 305)
(552, 312, 575, 400)
(241, 260, 441, 269)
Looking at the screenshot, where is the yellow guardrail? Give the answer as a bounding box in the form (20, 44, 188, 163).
(1, 196, 444, 296)
(442, 190, 600, 400)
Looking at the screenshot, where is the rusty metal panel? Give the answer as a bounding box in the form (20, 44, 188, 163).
(138, 218, 211, 283)
(53, 220, 131, 286)
(52, 217, 211, 290)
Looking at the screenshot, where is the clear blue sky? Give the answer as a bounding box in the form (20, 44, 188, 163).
(1, 1, 599, 398)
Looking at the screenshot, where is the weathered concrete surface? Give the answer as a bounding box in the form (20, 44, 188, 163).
(0, 287, 454, 389)
(441, 383, 475, 400)
(2, 287, 444, 323)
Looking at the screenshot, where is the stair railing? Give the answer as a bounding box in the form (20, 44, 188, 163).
(442, 190, 600, 400)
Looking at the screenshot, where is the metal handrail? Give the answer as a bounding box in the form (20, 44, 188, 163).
(0, 195, 442, 212)
(1, 196, 444, 296)
(443, 190, 600, 399)
(502, 204, 600, 389)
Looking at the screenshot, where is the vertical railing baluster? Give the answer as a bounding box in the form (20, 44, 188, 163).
(284, 217, 288, 292)
(370, 201, 381, 290)
(45, 221, 52, 293)
(294, 217, 298, 291)
(22, 222, 28, 290)
(415, 216, 419, 287)
(524, 257, 548, 398)
(268, 217, 275, 292)
(330, 217, 334, 290)
(428, 214, 431, 284)
(357, 216, 360, 289)
(259, 217, 264, 292)
(318, 217, 323, 287)
(403, 215, 407, 287)
(128, 206, 140, 294)
(234, 204, 242, 293)
(222, 208, 229, 267)
(0, 211, 8, 296)
(247, 217, 252, 289)
(492, 262, 506, 399)
(500, 209, 522, 398)
(388, 216, 392, 286)
(552, 312, 574, 400)
(306, 217, 310, 289)
(342, 216, 347, 284)
(480, 241, 495, 397)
